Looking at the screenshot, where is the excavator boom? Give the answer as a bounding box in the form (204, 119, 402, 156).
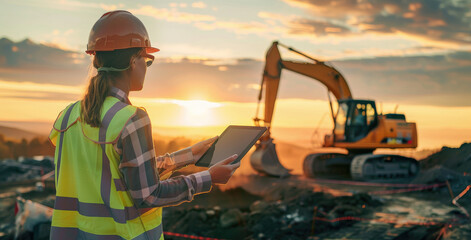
(260, 41, 352, 126)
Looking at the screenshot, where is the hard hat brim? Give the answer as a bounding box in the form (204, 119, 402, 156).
(146, 47, 160, 53)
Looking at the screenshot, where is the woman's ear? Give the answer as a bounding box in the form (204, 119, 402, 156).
(129, 58, 136, 70)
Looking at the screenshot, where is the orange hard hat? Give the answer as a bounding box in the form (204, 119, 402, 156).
(86, 10, 159, 55)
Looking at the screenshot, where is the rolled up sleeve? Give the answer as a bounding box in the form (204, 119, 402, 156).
(117, 108, 212, 208)
(155, 147, 195, 177)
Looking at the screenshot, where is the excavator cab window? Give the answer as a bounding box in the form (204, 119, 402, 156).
(343, 100, 377, 142)
(334, 102, 349, 141)
(366, 104, 376, 126)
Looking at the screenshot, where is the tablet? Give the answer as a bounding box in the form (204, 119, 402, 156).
(195, 125, 267, 167)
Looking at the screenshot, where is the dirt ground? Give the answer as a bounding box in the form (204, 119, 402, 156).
(0, 142, 470, 239)
(0, 174, 469, 240)
(162, 174, 471, 240)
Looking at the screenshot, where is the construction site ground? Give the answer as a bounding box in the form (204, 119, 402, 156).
(163, 174, 471, 240)
(1, 143, 471, 239)
(0, 174, 470, 239)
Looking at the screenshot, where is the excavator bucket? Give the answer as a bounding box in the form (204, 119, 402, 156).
(250, 139, 291, 177)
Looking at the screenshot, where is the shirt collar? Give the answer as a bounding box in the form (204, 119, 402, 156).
(109, 87, 131, 105)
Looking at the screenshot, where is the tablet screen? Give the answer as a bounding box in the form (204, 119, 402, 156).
(195, 126, 267, 167)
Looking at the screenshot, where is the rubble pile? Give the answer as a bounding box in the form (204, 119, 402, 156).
(0, 157, 53, 183)
(163, 186, 382, 239)
(419, 142, 471, 174)
(415, 143, 471, 196)
(412, 166, 471, 193)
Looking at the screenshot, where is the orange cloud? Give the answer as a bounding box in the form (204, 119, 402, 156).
(192, 2, 207, 9)
(282, 0, 471, 48)
(194, 21, 268, 34)
(131, 5, 215, 23)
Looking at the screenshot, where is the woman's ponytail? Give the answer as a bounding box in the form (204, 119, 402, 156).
(80, 47, 142, 127)
(81, 72, 112, 127)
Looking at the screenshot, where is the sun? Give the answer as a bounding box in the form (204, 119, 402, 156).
(175, 99, 222, 126)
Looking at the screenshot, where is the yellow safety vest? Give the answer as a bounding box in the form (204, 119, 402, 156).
(49, 96, 163, 240)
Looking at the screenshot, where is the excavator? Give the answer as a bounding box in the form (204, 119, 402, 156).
(250, 41, 419, 181)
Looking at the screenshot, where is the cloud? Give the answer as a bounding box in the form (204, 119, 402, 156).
(141, 51, 471, 107)
(133, 1, 465, 53)
(287, 18, 351, 36)
(258, 11, 352, 38)
(131, 5, 215, 23)
(246, 83, 261, 90)
(56, 0, 102, 9)
(283, 0, 471, 47)
(133, 4, 348, 41)
(157, 43, 234, 59)
(0, 79, 83, 94)
(334, 44, 453, 60)
(132, 6, 272, 37)
(193, 21, 268, 34)
(40, 29, 80, 52)
(1, 37, 471, 107)
(331, 51, 471, 106)
(228, 83, 239, 90)
(0, 79, 83, 101)
(99, 3, 126, 11)
(27, 0, 124, 12)
(192, 2, 207, 9)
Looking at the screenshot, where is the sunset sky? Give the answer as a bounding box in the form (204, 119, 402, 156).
(0, 0, 470, 149)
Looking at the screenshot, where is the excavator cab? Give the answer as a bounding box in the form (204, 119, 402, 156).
(334, 99, 378, 143)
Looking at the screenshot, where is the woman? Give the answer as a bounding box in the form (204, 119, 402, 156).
(48, 10, 240, 239)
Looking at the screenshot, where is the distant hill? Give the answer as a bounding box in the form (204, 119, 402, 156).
(0, 125, 43, 141)
(0, 37, 88, 87)
(0, 37, 83, 69)
(0, 121, 52, 136)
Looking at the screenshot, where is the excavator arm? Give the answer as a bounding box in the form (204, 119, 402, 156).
(257, 41, 352, 128)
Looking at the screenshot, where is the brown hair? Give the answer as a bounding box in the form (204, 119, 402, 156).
(81, 48, 142, 127)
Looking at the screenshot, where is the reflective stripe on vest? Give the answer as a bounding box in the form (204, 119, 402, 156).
(50, 225, 163, 240)
(56, 101, 79, 184)
(50, 97, 163, 240)
(100, 101, 128, 222)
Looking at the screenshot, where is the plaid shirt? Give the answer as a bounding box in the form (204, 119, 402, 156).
(111, 87, 212, 208)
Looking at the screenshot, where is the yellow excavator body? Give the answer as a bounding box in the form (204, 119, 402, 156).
(325, 114, 418, 150)
(250, 41, 419, 181)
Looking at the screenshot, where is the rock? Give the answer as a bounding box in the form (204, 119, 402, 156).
(264, 185, 307, 202)
(205, 209, 216, 216)
(220, 209, 244, 228)
(250, 200, 269, 213)
(198, 212, 207, 221)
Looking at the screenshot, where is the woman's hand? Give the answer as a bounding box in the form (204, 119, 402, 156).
(191, 136, 218, 163)
(209, 154, 240, 185)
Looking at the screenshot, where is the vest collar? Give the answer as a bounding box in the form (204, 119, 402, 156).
(109, 87, 131, 105)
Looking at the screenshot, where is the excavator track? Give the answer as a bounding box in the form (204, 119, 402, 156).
(350, 154, 419, 181)
(303, 153, 419, 181)
(303, 153, 351, 179)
